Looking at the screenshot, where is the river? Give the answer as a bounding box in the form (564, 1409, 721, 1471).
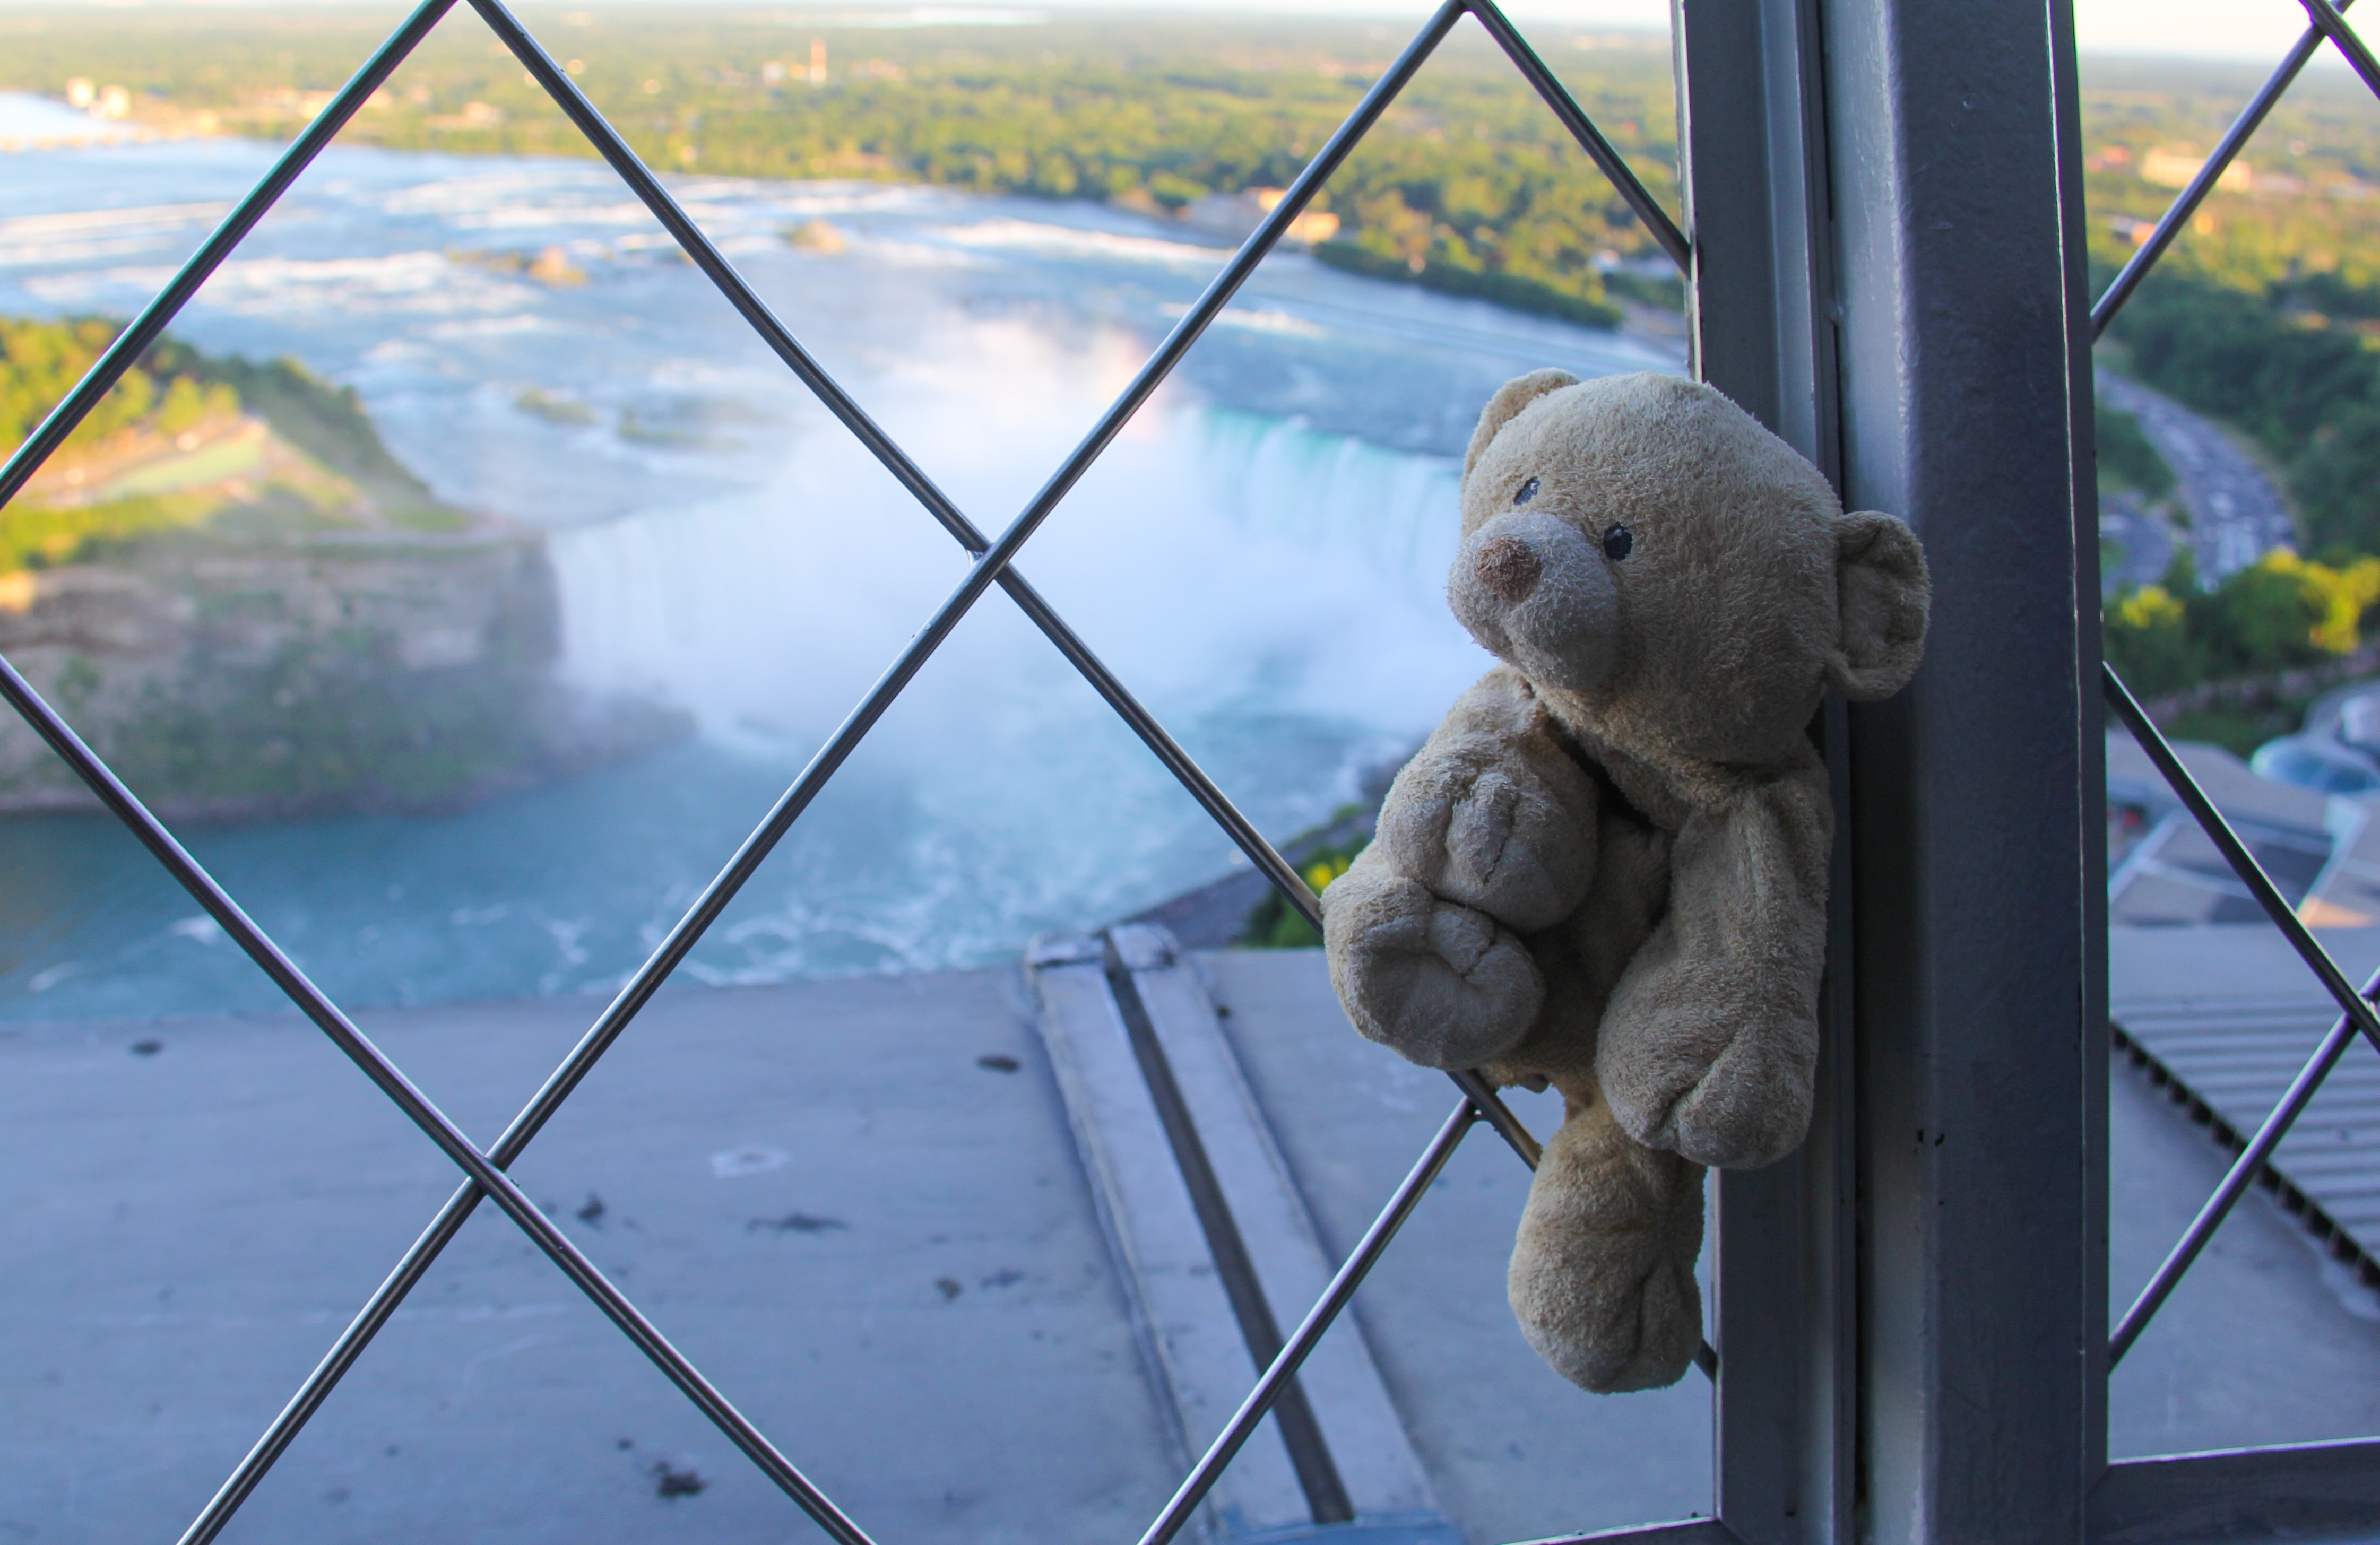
(0, 119, 1678, 1023)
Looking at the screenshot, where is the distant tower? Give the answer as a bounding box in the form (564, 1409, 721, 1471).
(808, 38, 827, 86)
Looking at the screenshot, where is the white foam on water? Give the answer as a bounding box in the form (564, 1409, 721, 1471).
(547, 308, 1479, 749)
(930, 216, 1234, 267)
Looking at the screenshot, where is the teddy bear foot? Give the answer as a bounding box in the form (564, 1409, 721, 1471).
(1601, 1007, 1816, 1170)
(1323, 860, 1543, 1070)
(1507, 1093, 1705, 1394)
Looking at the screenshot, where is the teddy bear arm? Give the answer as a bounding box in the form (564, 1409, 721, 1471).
(1321, 845, 1546, 1070)
(1373, 673, 1600, 933)
(1594, 765, 1833, 1169)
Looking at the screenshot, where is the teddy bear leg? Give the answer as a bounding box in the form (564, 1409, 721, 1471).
(1507, 1088, 1705, 1394)
(1322, 852, 1544, 1070)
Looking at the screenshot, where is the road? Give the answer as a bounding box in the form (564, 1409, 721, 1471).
(2099, 370, 2297, 593)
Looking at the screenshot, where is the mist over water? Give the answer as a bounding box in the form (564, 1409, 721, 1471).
(0, 122, 1678, 1022)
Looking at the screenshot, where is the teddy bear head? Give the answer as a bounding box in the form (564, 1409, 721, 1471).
(1450, 369, 1928, 771)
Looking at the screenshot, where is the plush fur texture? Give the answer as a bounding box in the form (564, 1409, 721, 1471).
(1323, 370, 1928, 1393)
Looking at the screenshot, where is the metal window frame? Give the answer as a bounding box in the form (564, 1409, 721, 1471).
(1675, 2, 2380, 1541)
(11, 0, 2375, 1537)
(2058, 0, 2380, 1537)
(1672, 5, 1857, 1543)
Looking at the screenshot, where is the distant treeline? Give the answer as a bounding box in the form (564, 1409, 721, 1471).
(2079, 54, 2380, 292)
(0, 10, 1686, 327)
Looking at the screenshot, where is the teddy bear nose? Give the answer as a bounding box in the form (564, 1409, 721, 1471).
(1475, 535, 1542, 603)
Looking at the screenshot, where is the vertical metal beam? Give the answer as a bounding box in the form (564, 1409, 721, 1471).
(1675, 3, 1854, 1542)
(1822, 1, 2095, 1541)
(1676, 0, 1837, 462)
(2047, 0, 2111, 1491)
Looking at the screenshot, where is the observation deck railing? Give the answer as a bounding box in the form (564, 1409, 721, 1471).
(4, 0, 2377, 1540)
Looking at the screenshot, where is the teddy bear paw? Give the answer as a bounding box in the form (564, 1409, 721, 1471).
(1375, 757, 1594, 933)
(1323, 870, 1542, 1069)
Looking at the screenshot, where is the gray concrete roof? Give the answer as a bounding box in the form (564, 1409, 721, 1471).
(0, 973, 1182, 1545)
(2110, 926, 2380, 1460)
(6, 941, 2377, 1543)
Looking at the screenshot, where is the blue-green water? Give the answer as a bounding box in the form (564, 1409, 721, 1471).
(0, 121, 1679, 1022)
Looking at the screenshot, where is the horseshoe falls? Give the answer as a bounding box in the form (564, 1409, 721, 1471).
(0, 132, 1681, 1021)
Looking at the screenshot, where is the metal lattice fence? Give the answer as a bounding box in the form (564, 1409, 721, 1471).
(15, 0, 2374, 1536)
(0, 3, 1708, 1541)
(2092, 0, 2380, 1377)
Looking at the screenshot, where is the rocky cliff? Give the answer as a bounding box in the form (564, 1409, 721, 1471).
(0, 320, 680, 818)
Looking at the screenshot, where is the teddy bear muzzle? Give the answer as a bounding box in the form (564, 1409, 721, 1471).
(1448, 510, 1619, 696)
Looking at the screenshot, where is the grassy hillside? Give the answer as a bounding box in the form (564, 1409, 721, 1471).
(2, 317, 464, 575)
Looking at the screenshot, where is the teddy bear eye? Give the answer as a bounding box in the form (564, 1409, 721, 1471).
(1602, 524, 1633, 561)
(1512, 477, 1538, 505)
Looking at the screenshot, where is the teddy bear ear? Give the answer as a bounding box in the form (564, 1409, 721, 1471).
(1825, 510, 1931, 701)
(1464, 368, 1581, 475)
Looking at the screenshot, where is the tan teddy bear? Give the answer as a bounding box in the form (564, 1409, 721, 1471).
(1321, 369, 1928, 1393)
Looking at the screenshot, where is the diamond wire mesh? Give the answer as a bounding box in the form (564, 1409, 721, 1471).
(0, 1, 1697, 1539)
(2092, 0, 2380, 1367)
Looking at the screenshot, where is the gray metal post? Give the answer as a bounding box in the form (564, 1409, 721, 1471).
(1822, 1, 2099, 1541)
(1674, 3, 1857, 1543)
(2048, 0, 2113, 1490)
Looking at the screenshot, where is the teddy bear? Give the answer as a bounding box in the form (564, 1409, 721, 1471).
(1321, 368, 1928, 1393)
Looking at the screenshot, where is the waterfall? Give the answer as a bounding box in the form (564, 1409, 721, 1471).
(546, 398, 1483, 759)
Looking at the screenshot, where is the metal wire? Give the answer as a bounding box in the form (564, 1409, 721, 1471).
(2110, 977, 2376, 1365)
(2089, 13, 2336, 338)
(1466, 0, 1692, 272)
(175, 1181, 479, 1542)
(1138, 1098, 1479, 1545)
(2091, 0, 2376, 337)
(2101, 665, 2380, 1364)
(0, 0, 1731, 1530)
(2083, 0, 2380, 1368)
(2298, 0, 2380, 99)
(471, 0, 1306, 887)
(2103, 666, 2380, 1058)
(105, 0, 1571, 1529)
(0, 0, 456, 511)
(0, 657, 876, 1545)
(473, 0, 1551, 1170)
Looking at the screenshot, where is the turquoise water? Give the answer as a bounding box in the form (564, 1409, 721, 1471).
(0, 121, 1679, 1022)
